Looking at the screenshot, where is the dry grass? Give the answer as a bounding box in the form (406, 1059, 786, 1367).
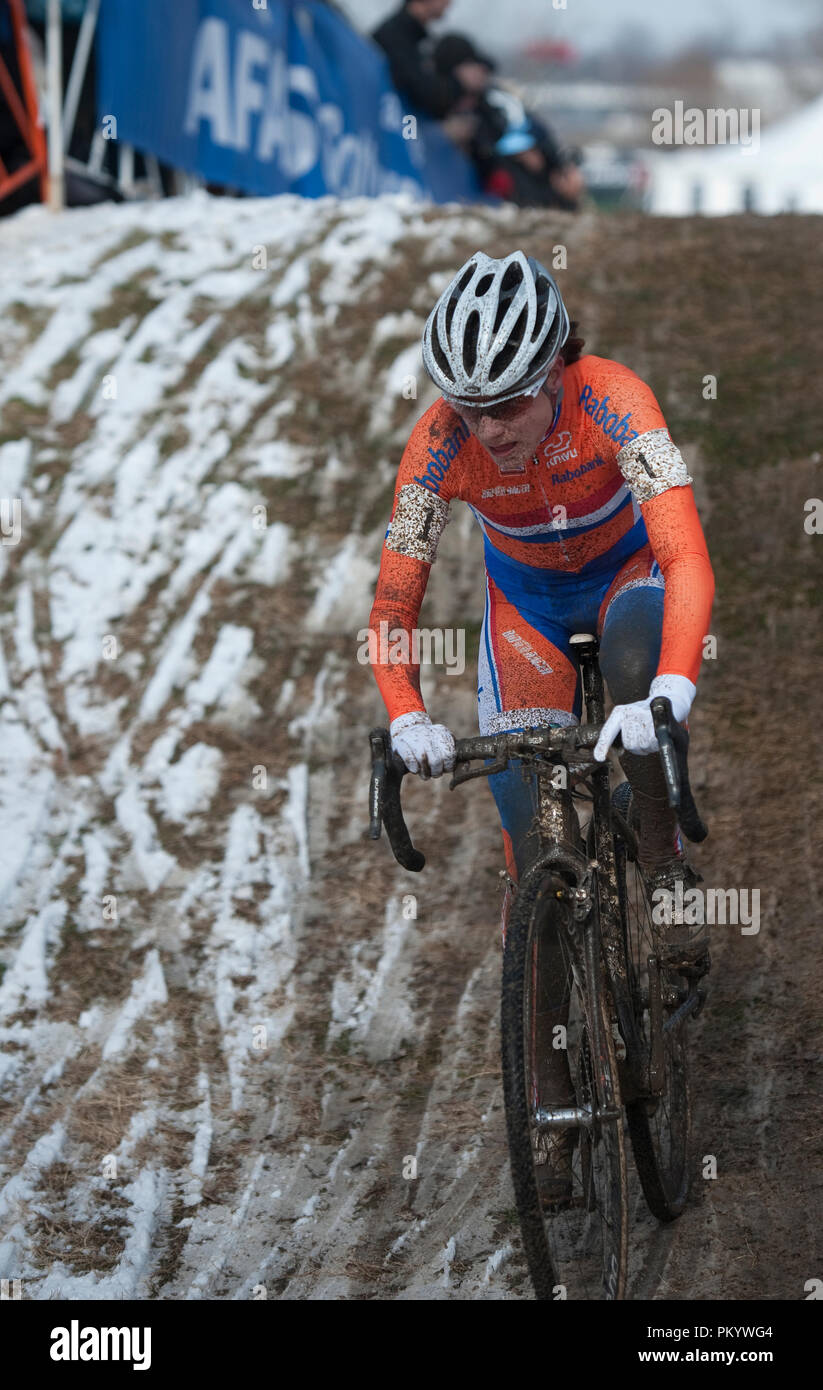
(48, 929, 135, 1023)
(65, 1069, 143, 1152)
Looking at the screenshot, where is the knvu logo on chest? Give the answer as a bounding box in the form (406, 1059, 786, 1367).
(414, 420, 471, 494)
(543, 429, 578, 467)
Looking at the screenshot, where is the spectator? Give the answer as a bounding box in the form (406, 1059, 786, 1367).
(481, 89, 584, 210)
(372, 1, 488, 121)
(432, 35, 585, 210)
(427, 31, 496, 150)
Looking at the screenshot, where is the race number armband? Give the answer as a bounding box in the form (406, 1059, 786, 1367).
(616, 428, 692, 503)
(385, 483, 450, 564)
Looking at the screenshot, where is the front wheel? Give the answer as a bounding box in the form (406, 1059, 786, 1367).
(501, 867, 628, 1300)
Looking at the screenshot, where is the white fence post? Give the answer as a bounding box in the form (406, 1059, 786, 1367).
(61, 0, 101, 153)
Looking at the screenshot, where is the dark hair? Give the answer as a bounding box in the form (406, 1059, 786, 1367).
(562, 320, 585, 366)
(433, 33, 495, 76)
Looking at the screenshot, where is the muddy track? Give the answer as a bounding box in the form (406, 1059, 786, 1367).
(0, 198, 819, 1299)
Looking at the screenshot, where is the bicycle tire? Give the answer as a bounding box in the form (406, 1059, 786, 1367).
(611, 782, 692, 1221)
(501, 865, 628, 1300)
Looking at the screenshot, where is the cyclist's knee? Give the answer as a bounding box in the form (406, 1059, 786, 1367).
(599, 591, 662, 704)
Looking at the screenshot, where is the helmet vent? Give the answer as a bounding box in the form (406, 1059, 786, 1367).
(488, 306, 528, 381)
(500, 262, 523, 296)
(462, 310, 480, 377)
(457, 263, 476, 294)
(475, 273, 494, 297)
(431, 331, 454, 382)
(532, 276, 551, 340)
(492, 296, 510, 335)
(461, 312, 481, 378)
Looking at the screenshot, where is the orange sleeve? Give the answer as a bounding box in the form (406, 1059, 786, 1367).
(368, 402, 471, 721)
(580, 356, 669, 445)
(640, 487, 715, 686)
(590, 358, 715, 685)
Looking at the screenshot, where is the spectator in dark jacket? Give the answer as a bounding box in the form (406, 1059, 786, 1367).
(432, 34, 584, 210)
(372, 1, 488, 121)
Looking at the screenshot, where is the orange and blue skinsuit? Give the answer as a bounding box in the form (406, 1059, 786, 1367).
(369, 354, 714, 901)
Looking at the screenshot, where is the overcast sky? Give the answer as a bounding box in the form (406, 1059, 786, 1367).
(341, 0, 821, 58)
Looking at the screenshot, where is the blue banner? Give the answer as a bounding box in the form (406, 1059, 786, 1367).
(96, 0, 481, 202)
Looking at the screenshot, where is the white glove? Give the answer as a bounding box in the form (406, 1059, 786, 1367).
(390, 710, 455, 779)
(594, 674, 696, 760)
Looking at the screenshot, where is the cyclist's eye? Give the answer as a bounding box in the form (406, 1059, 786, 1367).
(493, 398, 527, 420)
(459, 395, 530, 424)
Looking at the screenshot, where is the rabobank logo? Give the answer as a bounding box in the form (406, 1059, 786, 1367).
(579, 385, 639, 448)
(414, 420, 471, 494)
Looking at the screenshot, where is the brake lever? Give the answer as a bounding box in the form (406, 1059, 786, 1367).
(368, 728, 426, 871)
(650, 697, 681, 809)
(650, 696, 708, 843)
(368, 729, 389, 838)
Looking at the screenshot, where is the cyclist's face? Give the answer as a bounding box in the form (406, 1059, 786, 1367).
(457, 361, 564, 468)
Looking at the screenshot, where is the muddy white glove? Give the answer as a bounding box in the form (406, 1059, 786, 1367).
(594, 674, 696, 760)
(390, 710, 455, 779)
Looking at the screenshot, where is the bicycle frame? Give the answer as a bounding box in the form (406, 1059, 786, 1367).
(368, 638, 710, 1297)
(368, 635, 709, 1107)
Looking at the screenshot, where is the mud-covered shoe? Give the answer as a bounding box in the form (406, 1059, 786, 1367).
(639, 856, 711, 965)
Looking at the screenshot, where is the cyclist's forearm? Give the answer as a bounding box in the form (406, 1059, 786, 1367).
(368, 557, 430, 721)
(641, 487, 715, 687)
(657, 551, 715, 684)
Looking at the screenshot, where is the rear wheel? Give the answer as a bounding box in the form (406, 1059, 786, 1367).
(611, 782, 691, 1221)
(501, 867, 628, 1299)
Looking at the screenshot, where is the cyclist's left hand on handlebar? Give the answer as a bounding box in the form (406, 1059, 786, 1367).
(594, 674, 696, 760)
(390, 710, 456, 779)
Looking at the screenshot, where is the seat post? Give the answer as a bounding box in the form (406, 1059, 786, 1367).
(569, 632, 605, 724)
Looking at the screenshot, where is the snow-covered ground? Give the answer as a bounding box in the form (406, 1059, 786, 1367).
(2, 191, 809, 1302)
(0, 191, 538, 1298)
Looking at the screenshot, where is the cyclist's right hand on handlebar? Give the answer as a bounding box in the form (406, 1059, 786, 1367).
(390, 711, 455, 779)
(593, 674, 696, 760)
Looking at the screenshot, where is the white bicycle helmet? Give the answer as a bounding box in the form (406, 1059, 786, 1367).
(422, 250, 570, 406)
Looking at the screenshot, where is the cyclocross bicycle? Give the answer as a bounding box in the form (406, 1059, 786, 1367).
(368, 632, 710, 1301)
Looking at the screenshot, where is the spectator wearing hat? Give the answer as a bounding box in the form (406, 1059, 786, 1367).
(432, 35, 585, 209)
